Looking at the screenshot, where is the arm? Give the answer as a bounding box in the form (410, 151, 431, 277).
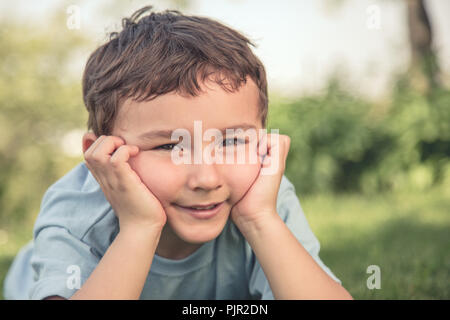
(69, 225, 162, 300)
(65, 134, 167, 299)
(232, 133, 352, 299)
(30, 135, 163, 300)
(237, 214, 353, 300)
(40, 223, 162, 300)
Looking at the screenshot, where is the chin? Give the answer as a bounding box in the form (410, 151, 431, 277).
(182, 232, 220, 244)
(168, 215, 230, 245)
(182, 219, 229, 244)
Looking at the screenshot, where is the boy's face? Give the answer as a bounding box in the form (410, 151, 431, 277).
(111, 75, 264, 256)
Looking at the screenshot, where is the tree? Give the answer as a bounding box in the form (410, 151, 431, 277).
(0, 8, 90, 227)
(406, 0, 441, 93)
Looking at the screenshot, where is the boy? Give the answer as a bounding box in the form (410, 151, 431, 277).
(3, 6, 352, 300)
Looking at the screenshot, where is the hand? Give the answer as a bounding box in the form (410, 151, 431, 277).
(83, 135, 167, 232)
(230, 133, 291, 230)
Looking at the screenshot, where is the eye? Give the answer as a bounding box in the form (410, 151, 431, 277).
(222, 137, 246, 147)
(155, 143, 178, 151)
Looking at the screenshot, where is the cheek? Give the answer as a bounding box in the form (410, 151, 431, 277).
(223, 144, 262, 202)
(224, 162, 261, 204)
(128, 153, 182, 204)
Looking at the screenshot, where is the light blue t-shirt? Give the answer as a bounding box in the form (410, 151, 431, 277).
(3, 162, 341, 300)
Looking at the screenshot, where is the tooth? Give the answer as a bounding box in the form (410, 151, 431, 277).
(191, 205, 215, 210)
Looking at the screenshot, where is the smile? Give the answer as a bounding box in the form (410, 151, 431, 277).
(174, 201, 225, 219)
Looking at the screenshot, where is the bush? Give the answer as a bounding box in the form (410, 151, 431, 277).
(267, 78, 450, 194)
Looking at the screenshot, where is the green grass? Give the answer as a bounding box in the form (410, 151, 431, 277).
(1, 187, 449, 299)
(0, 223, 34, 300)
(301, 186, 450, 299)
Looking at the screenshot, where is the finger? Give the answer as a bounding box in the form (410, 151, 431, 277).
(281, 135, 290, 170)
(259, 133, 282, 176)
(257, 132, 269, 167)
(109, 145, 143, 184)
(85, 137, 129, 192)
(84, 135, 107, 157)
(110, 145, 139, 166)
(282, 135, 291, 159)
(268, 133, 281, 162)
(91, 136, 126, 164)
(84, 157, 110, 191)
(257, 132, 268, 157)
(262, 133, 281, 169)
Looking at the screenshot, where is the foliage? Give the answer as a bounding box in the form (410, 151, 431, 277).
(0, 13, 90, 227)
(267, 77, 450, 195)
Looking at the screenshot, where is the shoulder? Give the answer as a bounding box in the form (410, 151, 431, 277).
(278, 174, 296, 195)
(277, 175, 306, 225)
(276, 174, 299, 217)
(33, 162, 116, 246)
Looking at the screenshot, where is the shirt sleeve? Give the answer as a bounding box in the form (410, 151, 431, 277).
(29, 226, 100, 300)
(248, 175, 341, 300)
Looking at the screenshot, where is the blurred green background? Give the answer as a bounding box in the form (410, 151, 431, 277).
(0, 0, 449, 299)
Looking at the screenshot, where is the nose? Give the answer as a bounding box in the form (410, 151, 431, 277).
(186, 161, 222, 191)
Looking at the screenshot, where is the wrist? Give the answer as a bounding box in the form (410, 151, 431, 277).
(233, 211, 281, 236)
(119, 222, 164, 242)
(118, 214, 166, 232)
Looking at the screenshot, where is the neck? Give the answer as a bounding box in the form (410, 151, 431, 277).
(155, 223, 203, 260)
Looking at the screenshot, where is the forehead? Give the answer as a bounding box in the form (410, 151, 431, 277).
(114, 76, 261, 136)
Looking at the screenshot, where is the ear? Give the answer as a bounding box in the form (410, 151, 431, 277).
(82, 132, 98, 154)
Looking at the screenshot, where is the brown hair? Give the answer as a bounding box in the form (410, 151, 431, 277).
(82, 5, 268, 137)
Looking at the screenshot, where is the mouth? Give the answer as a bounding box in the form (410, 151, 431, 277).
(174, 201, 225, 219)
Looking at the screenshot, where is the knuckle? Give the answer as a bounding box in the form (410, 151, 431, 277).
(109, 158, 119, 167)
(110, 158, 121, 169)
(117, 183, 128, 193)
(106, 181, 115, 191)
(91, 153, 103, 163)
(110, 147, 126, 166)
(117, 144, 127, 151)
(84, 155, 97, 165)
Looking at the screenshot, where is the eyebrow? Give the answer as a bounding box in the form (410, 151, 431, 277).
(137, 123, 257, 141)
